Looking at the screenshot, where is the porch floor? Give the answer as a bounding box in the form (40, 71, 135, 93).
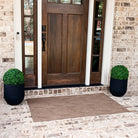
(0, 90, 138, 138)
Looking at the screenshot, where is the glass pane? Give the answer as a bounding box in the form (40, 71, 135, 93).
(92, 56, 99, 72)
(93, 38, 101, 55)
(24, 0, 33, 15)
(24, 17, 33, 35)
(25, 57, 34, 74)
(48, 0, 58, 2)
(94, 20, 102, 36)
(60, 0, 71, 3)
(72, 0, 81, 4)
(95, 2, 103, 17)
(25, 37, 34, 55)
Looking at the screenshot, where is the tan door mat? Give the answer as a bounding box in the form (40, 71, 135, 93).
(27, 93, 129, 122)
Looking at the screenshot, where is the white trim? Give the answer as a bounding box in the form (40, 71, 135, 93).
(101, 0, 115, 85)
(14, 0, 22, 71)
(37, 0, 42, 88)
(85, 0, 94, 86)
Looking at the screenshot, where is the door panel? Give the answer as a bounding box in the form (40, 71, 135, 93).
(47, 74, 80, 85)
(47, 14, 63, 73)
(67, 15, 82, 73)
(42, 0, 89, 86)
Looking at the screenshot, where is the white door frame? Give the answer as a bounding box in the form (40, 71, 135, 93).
(14, 0, 22, 71)
(85, 0, 115, 86)
(37, 0, 42, 88)
(101, 0, 115, 85)
(85, 0, 95, 85)
(14, 0, 115, 88)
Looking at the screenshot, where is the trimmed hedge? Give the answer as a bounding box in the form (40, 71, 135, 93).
(3, 68, 24, 85)
(111, 65, 129, 80)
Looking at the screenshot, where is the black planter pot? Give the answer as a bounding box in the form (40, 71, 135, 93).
(110, 78, 128, 97)
(4, 84, 24, 105)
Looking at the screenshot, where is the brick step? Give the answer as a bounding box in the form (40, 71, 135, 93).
(25, 86, 109, 99)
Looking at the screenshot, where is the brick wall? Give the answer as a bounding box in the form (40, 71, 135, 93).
(112, 0, 138, 93)
(0, 0, 14, 94)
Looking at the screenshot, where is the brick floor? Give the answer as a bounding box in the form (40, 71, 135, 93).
(0, 90, 138, 138)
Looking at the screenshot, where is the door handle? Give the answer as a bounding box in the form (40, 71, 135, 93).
(42, 38, 46, 51)
(42, 33, 46, 51)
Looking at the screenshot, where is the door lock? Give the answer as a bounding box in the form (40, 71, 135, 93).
(42, 25, 46, 32)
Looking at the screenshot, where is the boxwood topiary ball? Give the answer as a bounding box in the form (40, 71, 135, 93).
(3, 68, 24, 85)
(111, 65, 129, 80)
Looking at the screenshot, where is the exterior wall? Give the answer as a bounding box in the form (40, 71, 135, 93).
(112, 0, 138, 94)
(0, 0, 137, 95)
(0, 0, 14, 95)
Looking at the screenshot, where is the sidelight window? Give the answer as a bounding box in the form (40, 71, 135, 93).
(91, 0, 106, 83)
(92, 0, 105, 73)
(22, 0, 37, 87)
(24, 0, 33, 15)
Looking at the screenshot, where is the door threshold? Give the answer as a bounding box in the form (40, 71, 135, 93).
(25, 83, 103, 90)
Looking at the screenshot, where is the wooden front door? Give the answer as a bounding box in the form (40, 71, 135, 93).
(42, 0, 89, 86)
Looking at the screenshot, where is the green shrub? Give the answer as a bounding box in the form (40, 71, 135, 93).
(3, 68, 24, 85)
(111, 65, 129, 80)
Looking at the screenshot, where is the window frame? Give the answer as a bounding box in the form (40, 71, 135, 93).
(21, 0, 38, 87)
(90, 0, 106, 84)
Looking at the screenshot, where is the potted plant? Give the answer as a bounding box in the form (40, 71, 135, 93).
(110, 65, 129, 97)
(3, 68, 24, 105)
